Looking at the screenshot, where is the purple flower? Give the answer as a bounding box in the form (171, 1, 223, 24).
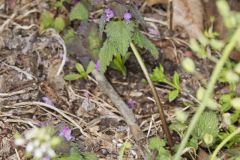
(123, 12, 132, 22)
(59, 127, 73, 141)
(95, 60, 100, 71)
(148, 27, 160, 36)
(104, 8, 114, 21)
(42, 157, 50, 160)
(42, 96, 54, 106)
(127, 99, 136, 109)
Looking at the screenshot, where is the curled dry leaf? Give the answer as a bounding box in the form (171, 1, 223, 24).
(172, 0, 204, 38)
(146, 0, 204, 38)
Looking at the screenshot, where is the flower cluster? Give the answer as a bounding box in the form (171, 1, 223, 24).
(104, 8, 132, 22)
(15, 126, 61, 160)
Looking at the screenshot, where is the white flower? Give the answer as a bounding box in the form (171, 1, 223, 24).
(26, 142, 34, 152)
(34, 148, 43, 159)
(47, 148, 56, 157)
(40, 143, 50, 153)
(25, 128, 38, 140)
(14, 138, 25, 146)
(33, 139, 40, 148)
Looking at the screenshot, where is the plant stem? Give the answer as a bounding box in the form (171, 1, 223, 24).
(130, 42, 173, 147)
(173, 26, 240, 160)
(210, 128, 240, 160)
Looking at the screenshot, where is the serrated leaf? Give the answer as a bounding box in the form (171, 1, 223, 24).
(192, 111, 219, 142)
(149, 136, 166, 150)
(39, 11, 54, 30)
(75, 63, 85, 74)
(106, 21, 134, 56)
(168, 89, 179, 102)
(132, 30, 158, 57)
(86, 61, 95, 74)
(99, 40, 117, 73)
(69, 2, 89, 21)
(54, 16, 65, 32)
(150, 64, 166, 82)
(187, 137, 198, 149)
(64, 73, 82, 80)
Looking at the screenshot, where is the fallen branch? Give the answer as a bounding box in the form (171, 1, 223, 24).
(92, 70, 145, 141)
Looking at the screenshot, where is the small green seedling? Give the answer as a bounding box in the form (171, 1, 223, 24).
(118, 140, 132, 160)
(148, 136, 172, 160)
(110, 52, 130, 77)
(39, 11, 65, 32)
(53, 146, 97, 160)
(150, 64, 181, 102)
(64, 61, 95, 80)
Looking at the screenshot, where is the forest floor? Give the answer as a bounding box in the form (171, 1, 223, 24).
(0, 0, 234, 160)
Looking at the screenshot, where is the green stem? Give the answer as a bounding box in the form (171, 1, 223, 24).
(130, 42, 173, 147)
(210, 128, 240, 160)
(173, 26, 240, 160)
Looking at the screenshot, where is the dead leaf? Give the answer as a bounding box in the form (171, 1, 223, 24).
(172, 0, 204, 38)
(197, 148, 209, 160)
(146, 0, 168, 6)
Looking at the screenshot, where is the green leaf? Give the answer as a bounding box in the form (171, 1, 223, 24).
(192, 111, 219, 143)
(219, 93, 233, 112)
(54, 16, 65, 32)
(99, 40, 117, 73)
(168, 90, 179, 102)
(187, 137, 198, 149)
(64, 73, 82, 80)
(87, 24, 102, 58)
(150, 64, 173, 86)
(105, 21, 134, 56)
(39, 11, 54, 30)
(75, 63, 85, 74)
(149, 136, 166, 150)
(172, 72, 180, 89)
(150, 64, 167, 82)
(118, 140, 132, 160)
(81, 152, 98, 160)
(86, 61, 95, 74)
(53, 146, 98, 160)
(110, 53, 127, 77)
(64, 28, 76, 42)
(69, 2, 89, 21)
(132, 30, 158, 57)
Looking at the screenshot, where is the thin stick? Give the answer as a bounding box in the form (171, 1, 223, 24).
(91, 70, 144, 141)
(130, 42, 173, 147)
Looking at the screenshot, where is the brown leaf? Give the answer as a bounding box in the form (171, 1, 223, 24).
(146, 0, 168, 6)
(172, 0, 204, 38)
(197, 148, 209, 160)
